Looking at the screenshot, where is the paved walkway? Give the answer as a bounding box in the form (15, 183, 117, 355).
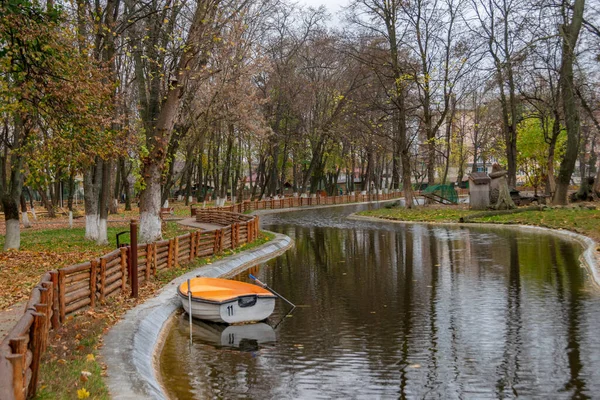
(0, 302, 26, 339)
(176, 217, 223, 231)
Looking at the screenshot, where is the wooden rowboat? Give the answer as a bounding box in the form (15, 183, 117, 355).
(177, 277, 277, 324)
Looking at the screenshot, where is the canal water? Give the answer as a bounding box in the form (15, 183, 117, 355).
(160, 204, 600, 399)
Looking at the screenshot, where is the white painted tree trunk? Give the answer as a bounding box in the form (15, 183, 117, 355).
(31, 208, 37, 221)
(69, 211, 73, 229)
(140, 211, 162, 243)
(85, 214, 100, 241)
(188, 196, 193, 204)
(4, 219, 20, 250)
(139, 175, 162, 243)
(96, 218, 108, 245)
(22, 212, 31, 228)
(84, 165, 102, 241)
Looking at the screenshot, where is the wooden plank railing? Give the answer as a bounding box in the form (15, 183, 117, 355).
(0, 210, 261, 399)
(193, 190, 404, 215)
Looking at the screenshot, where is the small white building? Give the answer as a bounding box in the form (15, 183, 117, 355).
(468, 172, 491, 210)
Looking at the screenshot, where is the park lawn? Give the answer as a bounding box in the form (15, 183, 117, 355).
(34, 230, 274, 400)
(360, 205, 473, 223)
(0, 222, 194, 311)
(360, 204, 600, 243)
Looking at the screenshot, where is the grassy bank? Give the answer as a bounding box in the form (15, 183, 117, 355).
(34, 230, 275, 400)
(359, 204, 600, 243)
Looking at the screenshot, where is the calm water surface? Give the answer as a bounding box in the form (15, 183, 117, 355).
(160, 204, 600, 399)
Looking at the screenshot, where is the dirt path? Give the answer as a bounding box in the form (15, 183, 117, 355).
(0, 301, 26, 339)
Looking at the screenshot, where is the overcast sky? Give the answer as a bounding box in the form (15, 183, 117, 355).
(298, 0, 350, 15)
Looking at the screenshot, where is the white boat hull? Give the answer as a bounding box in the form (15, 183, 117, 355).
(179, 294, 276, 324)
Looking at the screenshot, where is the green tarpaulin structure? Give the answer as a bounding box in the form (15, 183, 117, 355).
(422, 184, 458, 205)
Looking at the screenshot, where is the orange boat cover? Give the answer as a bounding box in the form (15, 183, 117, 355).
(178, 277, 274, 302)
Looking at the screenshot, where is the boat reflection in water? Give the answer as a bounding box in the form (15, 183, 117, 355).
(176, 313, 276, 352)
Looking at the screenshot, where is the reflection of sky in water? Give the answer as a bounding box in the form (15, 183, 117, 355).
(161, 204, 600, 399)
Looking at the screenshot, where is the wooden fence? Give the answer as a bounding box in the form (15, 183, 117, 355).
(0, 211, 259, 400)
(193, 191, 405, 214)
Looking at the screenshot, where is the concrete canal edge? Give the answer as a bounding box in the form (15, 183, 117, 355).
(348, 213, 600, 288)
(101, 232, 293, 400)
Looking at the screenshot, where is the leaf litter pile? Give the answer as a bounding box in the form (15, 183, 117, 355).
(0, 222, 119, 311)
(0, 214, 194, 311)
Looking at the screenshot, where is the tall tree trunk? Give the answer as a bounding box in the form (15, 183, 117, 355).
(161, 126, 185, 205)
(39, 188, 55, 218)
(138, 0, 218, 242)
(120, 157, 132, 211)
(84, 160, 102, 240)
(2, 115, 27, 250)
(67, 170, 75, 211)
(97, 160, 111, 245)
(442, 96, 456, 184)
(20, 194, 31, 228)
(3, 194, 21, 250)
(554, 0, 585, 205)
(110, 159, 119, 214)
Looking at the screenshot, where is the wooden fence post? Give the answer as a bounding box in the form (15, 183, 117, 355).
(120, 247, 127, 292)
(8, 336, 27, 400)
(130, 219, 138, 298)
(174, 237, 180, 268)
(90, 260, 98, 306)
(58, 269, 66, 323)
(167, 239, 173, 269)
(233, 223, 239, 249)
(28, 310, 45, 398)
(38, 282, 54, 351)
(37, 285, 51, 352)
(49, 271, 60, 329)
(190, 232, 196, 261)
(213, 230, 220, 254)
(146, 244, 152, 280)
(100, 258, 107, 301)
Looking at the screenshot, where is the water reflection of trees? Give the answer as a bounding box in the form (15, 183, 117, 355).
(160, 215, 599, 398)
(266, 222, 593, 396)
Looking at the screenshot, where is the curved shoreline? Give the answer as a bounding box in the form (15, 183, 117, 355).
(101, 231, 293, 399)
(348, 213, 600, 288)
